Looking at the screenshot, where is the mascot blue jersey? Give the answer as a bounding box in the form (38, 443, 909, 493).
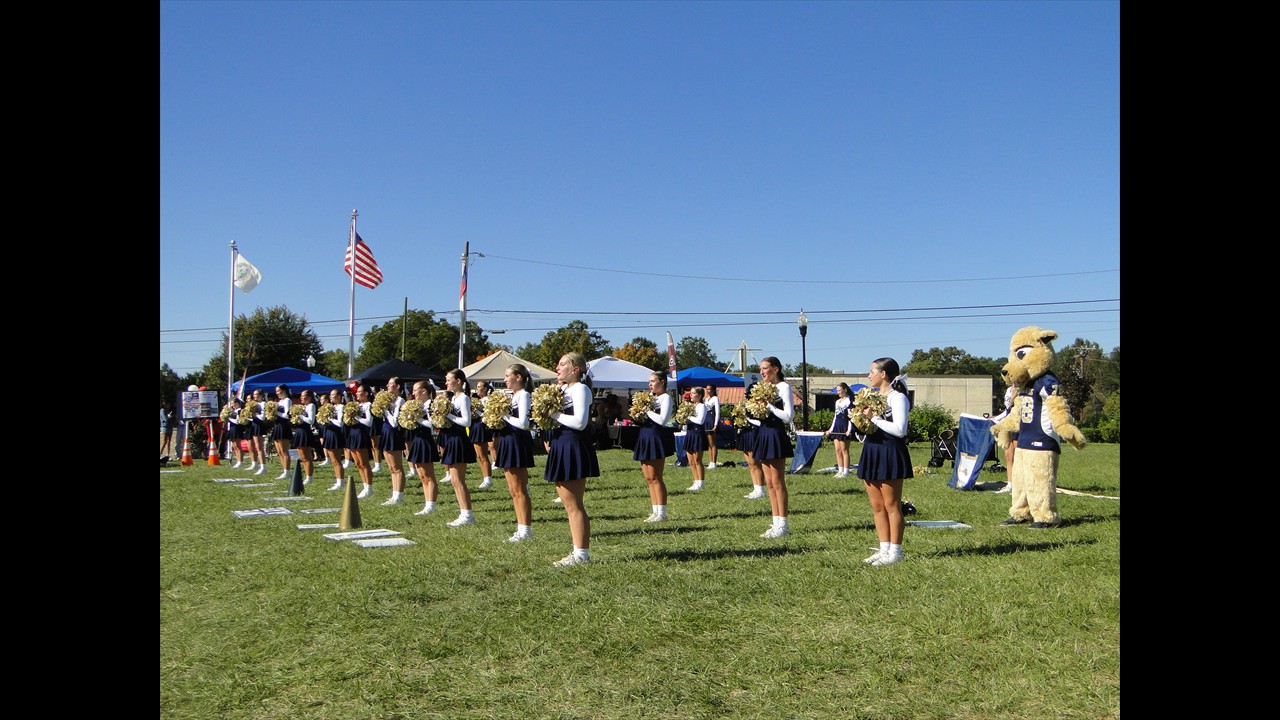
(1015, 372, 1063, 453)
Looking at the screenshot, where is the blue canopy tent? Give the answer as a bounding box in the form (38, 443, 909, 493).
(231, 367, 346, 395)
(675, 366, 745, 388)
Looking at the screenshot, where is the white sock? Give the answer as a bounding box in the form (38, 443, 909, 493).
(889, 542, 902, 557)
(778, 516, 789, 531)
(573, 546, 589, 561)
(773, 516, 784, 528)
(653, 504, 666, 515)
(483, 476, 492, 483)
(423, 501, 436, 512)
(391, 491, 403, 501)
(880, 541, 892, 556)
(460, 509, 474, 520)
(517, 524, 531, 536)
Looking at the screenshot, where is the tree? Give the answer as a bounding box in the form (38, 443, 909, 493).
(905, 346, 1005, 413)
(516, 321, 613, 369)
(675, 336, 721, 370)
(1057, 338, 1104, 423)
(160, 363, 182, 404)
(784, 361, 832, 376)
(357, 309, 495, 376)
(614, 337, 664, 371)
(199, 306, 323, 395)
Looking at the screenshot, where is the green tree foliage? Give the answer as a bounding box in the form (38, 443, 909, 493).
(807, 409, 834, 433)
(614, 337, 664, 371)
(317, 349, 349, 383)
(784, 362, 832, 376)
(907, 402, 956, 444)
(357, 309, 494, 376)
(675, 336, 720, 370)
(1056, 339, 1104, 423)
(905, 346, 1004, 413)
(199, 306, 323, 395)
(516, 320, 613, 369)
(160, 363, 182, 403)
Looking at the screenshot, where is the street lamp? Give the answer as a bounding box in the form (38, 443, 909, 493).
(797, 310, 808, 430)
(306, 354, 316, 369)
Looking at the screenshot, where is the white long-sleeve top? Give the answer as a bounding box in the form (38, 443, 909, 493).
(747, 381, 794, 427)
(357, 401, 374, 428)
(383, 395, 405, 425)
(552, 382, 592, 431)
(447, 394, 472, 428)
(647, 393, 673, 425)
(505, 390, 532, 431)
(329, 403, 345, 427)
(705, 396, 720, 426)
(275, 397, 292, 422)
(687, 401, 707, 426)
(869, 390, 910, 438)
(299, 402, 316, 425)
(827, 396, 851, 432)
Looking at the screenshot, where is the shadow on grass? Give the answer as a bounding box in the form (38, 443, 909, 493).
(594, 523, 714, 539)
(630, 545, 804, 562)
(933, 537, 1098, 558)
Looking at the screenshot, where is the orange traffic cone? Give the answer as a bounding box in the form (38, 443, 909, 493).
(180, 431, 194, 466)
(206, 420, 220, 466)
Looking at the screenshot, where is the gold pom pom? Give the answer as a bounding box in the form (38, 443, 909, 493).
(343, 402, 361, 427)
(316, 404, 335, 426)
(530, 384, 564, 431)
(629, 391, 655, 424)
(674, 400, 695, 426)
(429, 396, 453, 429)
(398, 399, 424, 430)
(482, 392, 509, 430)
(289, 404, 306, 425)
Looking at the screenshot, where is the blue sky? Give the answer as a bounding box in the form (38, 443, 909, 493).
(160, 0, 1119, 378)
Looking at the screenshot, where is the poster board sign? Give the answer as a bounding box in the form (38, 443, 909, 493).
(180, 391, 222, 421)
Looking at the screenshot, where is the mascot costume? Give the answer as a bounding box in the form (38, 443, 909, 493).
(990, 327, 1086, 528)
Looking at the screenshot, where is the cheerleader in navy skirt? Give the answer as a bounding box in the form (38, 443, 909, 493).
(738, 383, 766, 499)
(439, 369, 478, 527)
(346, 386, 375, 498)
(496, 364, 537, 542)
(633, 372, 674, 523)
(270, 384, 294, 480)
(377, 377, 408, 506)
(322, 388, 347, 491)
(406, 380, 441, 515)
(470, 381, 497, 490)
(248, 389, 268, 475)
(855, 357, 913, 567)
(703, 385, 721, 469)
(750, 357, 794, 538)
(826, 382, 855, 478)
(290, 389, 317, 486)
(683, 387, 710, 493)
(545, 352, 598, 567)
(226, 397, 246, 468)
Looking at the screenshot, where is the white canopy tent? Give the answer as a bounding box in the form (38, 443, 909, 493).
(586, 356, 656, 391)
(461, 350, 558, 386)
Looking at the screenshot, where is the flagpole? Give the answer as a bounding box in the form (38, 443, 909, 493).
(347, 209, 358, 381)
(457, 241, 469, 369)
(228, 241, 238, 402)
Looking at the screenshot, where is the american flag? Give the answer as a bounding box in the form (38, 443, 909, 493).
(344, 232, 383, 289)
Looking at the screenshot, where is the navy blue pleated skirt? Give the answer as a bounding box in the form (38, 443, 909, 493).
(291, 425, 316, 448)
(544, 426, 599, 483)
(406, 427, 440, 465)
(378, 422, 405, 452)
(322, 423, 345, 451)
(682, 422, 708, 452)
(632, 424, 673, 461)
(752, 420, 793, 461)
(495, 427, 536, 469)
(439, 425, 477, 465)
(857, 431, 914, 482)
(346, 424, 371, 451)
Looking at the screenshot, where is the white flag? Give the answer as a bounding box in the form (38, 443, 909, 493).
(234, 254, 262, 293)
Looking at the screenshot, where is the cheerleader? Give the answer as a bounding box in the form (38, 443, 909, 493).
(247, 388, 268, 476)
(826, 382, 854, 477)
(738, 384, 766, 499)
(439, 369, 478, 526)
(751, 357, 794, 538)
(703, 385, 721, 470)
(856, 357, 913, 567)
(226, 396, 246, 468)
(684, 387, 709, 492)
(346, 385, 375, 498)
(315, 394, 331, 466)
(407, 380, 441, 516)
(496, 364, 537, 542)
(471, 380, 495, 490)
(633, 372, 674, 523)
(290, 389, 317, 486)
(321, 388, 347, 491)
(378, 377, 408, 506)
(270, 384, 294, 480)
(546, 352, 599, 566)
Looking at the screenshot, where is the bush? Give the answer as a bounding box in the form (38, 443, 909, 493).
(807, 409, 834, 433)
(908, 402, 955, 444)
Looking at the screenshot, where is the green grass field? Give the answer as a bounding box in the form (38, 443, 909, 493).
(160, 441, 1119, 719)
